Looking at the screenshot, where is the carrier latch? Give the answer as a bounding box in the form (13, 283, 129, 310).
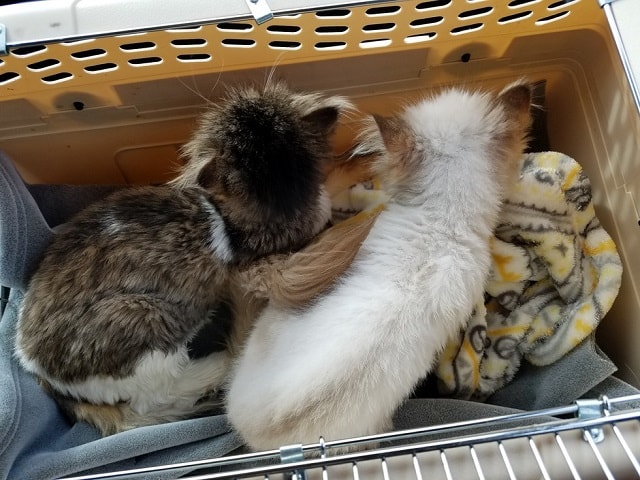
(576, 397, 610, 443)
(245, 0, 273, 24)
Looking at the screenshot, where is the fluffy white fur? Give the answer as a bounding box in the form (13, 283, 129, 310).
(225, 82, 532, 450)
(17, 343, 231, 424)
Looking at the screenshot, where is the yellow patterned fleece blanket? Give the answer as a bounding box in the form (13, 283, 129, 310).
(330, 151, 623, 400)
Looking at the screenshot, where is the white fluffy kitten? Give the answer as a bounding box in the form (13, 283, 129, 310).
(225, 81, 533, 450)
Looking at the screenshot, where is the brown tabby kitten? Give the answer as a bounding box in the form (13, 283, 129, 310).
(15, 82, 369, 435)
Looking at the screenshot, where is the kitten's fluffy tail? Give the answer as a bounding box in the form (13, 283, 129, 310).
(235, 205, 383, 309)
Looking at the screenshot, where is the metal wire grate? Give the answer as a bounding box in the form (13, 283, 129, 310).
(65, 394, 640, 480)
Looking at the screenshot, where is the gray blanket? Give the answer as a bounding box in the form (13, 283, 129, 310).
(0, 151, 637, 479)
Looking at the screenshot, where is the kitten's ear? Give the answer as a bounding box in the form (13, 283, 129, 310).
(197, 161, 218, 190)
(373, 114, 407, 151)
(497, 80, 533, 127)
(301, 106, 340, 135)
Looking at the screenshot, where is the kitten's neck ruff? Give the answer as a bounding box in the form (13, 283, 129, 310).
(200, 190, 331, 265)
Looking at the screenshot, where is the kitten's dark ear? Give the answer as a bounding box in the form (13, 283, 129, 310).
(301, 106, 340, 135)
(373, 114, 406, 151)
(197, 161, 217, 190)
(497, 81, 533, 127)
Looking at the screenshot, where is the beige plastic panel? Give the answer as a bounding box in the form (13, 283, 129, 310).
(0, 0, 598, 100)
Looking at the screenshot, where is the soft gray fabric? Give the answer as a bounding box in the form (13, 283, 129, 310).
(0, 149, 637, 479)
(27, 184, 124, 229)
(487, 334, 618, 410)
(0, 152, 54, 290)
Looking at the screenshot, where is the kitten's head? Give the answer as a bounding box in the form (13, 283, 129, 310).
(354, 80, 533, 199)
(174, 82, 351, 259)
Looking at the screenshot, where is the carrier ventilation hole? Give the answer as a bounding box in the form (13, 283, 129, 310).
(410, 16, 444, 27)
(366, 5, 401, 16)
(416, 0, 452, 11)
(315, 8, 351, 18)
(450, 23, 484, 35)
(404, 32, 437, 43)
(221, 38, 257, 48)
(461, 53, 471, 62)
(0, 58, 4, 66)
(11, 45, 47, 57)
(267, 25, 302, 34)
(171, 38, 207, 47)
(177, 53, 212, 62)
(548, 0, 579, 8)
(536, 10, 569, 24)
(41, 71, 73, 84)
(459, 6, 493, 19)
(315, 41, 347, 51)
(359, 38, 392, 49)
(268, 41, 302, 50)
(71, 48, 107, 60)
(363, 22, 396, 33)
(315, 25, 349, 34)
(499, 11, 533, 23)
(120, 41, 156, 52)
(128, 56, 163, 66)
(508, 0, 541, 6)
(217, 22, 253, 31)
(73, 101, 85, 111)
(0, 71, 20, 85)
(84, 62, 118, 73)
(27, 58, 61, 71)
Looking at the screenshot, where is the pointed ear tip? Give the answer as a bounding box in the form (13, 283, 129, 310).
(302, 105, 340, 127)
(500, 82, 533, 109)
(372, 113, 388, 129)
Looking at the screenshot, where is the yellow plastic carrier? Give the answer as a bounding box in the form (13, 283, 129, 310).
(1, 1, 640, 478)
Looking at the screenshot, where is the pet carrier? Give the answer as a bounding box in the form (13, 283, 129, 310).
(0, 0, 639, 479)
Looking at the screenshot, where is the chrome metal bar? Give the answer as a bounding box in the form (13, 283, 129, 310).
(498, 442, 516, 480)
(352, 462, 360, 480)
(528, 437, 552, 480)
(611, 422, 640, 475)
(555, 434, 582, 480)
(412, 454, 423, 480)
(440, 450, 453, 480)
(469, 446, 485, 480)
(380, 457, 390, 480)
(584, 429, 615, 480)
(65, 405, 640, 480)
(313, 404, 579, 454)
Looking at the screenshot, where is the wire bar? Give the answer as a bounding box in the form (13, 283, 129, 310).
(65, 401, 640, 480)
(411, 454, 423, 480)
(380, 457, 390, 480)
(528, 437, 552, 480)
(440, 450, 453, 480)
(554, 434, 582, 480)
(468, 446, 485, 480)
(612, 422, 640, 475)
(498, 442, 516, 480)
(352, 462, 360, 480)
(584, 429, 615, 480)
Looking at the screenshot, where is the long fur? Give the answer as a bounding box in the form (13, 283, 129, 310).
(225, 80, 534, 450)
(15, 82, 357, 435)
